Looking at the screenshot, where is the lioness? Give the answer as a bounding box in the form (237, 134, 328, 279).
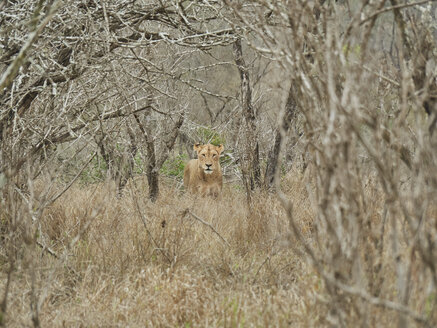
(183, 143, 224, 197)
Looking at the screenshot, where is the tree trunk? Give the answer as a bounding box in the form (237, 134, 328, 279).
(146, 143, 159, 203)
(233, 38, 261, 191)
(264, 133, 281, 190)
(95, 123, 138, 196)
(264, 83, 297, 189)
(133, 113, 159, 202)
(134, 112, 184, 202)
(118, 123, 138, 192)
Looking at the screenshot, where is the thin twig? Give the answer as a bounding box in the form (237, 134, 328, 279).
(359, 0, 433, 26)
(0, 0, 63, 92)
(252, 251, 277, 283)
(35, 241, 80, 279)
(358, 63, 400, 87)
(47, 152, 97, 206)
(323, 275, 428, 325)
(36, 241, 59, 259)
(184, 209, 230, 247)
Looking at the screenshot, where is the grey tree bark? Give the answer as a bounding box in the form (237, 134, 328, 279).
(264, 84, 297, 189)
(233, 38, 261, 193)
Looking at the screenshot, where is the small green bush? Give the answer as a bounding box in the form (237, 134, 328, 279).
(160, 154, 188, 179)
(134, 152, 145, 175)
(80, 154, 108, 184)
(196, 126, 225, 146)
(342, 44, 361, 58)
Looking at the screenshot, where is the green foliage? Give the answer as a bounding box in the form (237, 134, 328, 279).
(160, 154, 188, 179)
(196, 126, 225, 146)
(222, 297, 245, 328)
(80, 154, 107, 184)
(233, 184, 244, 191)
(220, 153, 233, 167)
(134, 152, 145, 175)
(79, 151, 146, 184)
(342, 44, 361, 58)
(425, 293, 437, 319)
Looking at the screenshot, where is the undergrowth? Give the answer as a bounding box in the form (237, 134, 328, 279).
(0, 169, 433, 327)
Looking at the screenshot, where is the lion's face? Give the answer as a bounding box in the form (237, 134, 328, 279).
(194, 143, 224, 175)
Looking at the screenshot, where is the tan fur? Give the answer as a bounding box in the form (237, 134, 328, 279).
(183, 143, 224, 197)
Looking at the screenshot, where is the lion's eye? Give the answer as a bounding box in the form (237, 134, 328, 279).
(213, 154, 216, 158)
(202, 154, 206, 157)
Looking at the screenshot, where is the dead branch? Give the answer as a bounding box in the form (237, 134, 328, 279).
(184, 209, 230, 247)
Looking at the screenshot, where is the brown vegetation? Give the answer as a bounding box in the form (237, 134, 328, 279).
(2, 170, 435, 327)
(1, 172, 314, 327)
(1, 1, 437, 327)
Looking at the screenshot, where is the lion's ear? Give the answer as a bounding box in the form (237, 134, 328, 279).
(193, 143, 202, 152)
(216, 144, 224, 154)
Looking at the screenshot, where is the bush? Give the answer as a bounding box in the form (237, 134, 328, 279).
(80, 154, 108, 184)
(196, 126, 225, 146)
(160, 154, 188, 179)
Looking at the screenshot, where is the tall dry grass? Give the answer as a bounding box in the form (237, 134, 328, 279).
(1, 171, 314, 327)
(1, 167, 434, 327)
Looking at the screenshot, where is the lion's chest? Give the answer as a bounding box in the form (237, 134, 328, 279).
(193, 171, 222, 197)
(197, 182, 221, 197)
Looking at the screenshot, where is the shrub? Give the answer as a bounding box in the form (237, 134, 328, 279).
(196, 126, 225, 146)
(80, 154, 107, 184)
(160, 154, 188, 179)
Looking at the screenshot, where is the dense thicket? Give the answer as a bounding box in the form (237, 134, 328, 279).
(1, 1, 437, 326)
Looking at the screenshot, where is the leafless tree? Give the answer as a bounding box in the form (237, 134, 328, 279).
(0, 1, 237, 324)
(226, 0, 437, 326)
(233, 37, 261, 195)
(2, 0, 436, 326)
(264, 83, 298, 189)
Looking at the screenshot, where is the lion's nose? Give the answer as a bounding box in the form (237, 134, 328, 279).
(206, 163, 212, 168)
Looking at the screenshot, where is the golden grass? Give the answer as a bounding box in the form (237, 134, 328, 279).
(1, 169, 434, 327)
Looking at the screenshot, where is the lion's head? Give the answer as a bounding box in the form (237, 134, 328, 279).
(193, 143, 224, 175)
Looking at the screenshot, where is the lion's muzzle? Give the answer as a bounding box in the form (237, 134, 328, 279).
(204, 163, 213, 174)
